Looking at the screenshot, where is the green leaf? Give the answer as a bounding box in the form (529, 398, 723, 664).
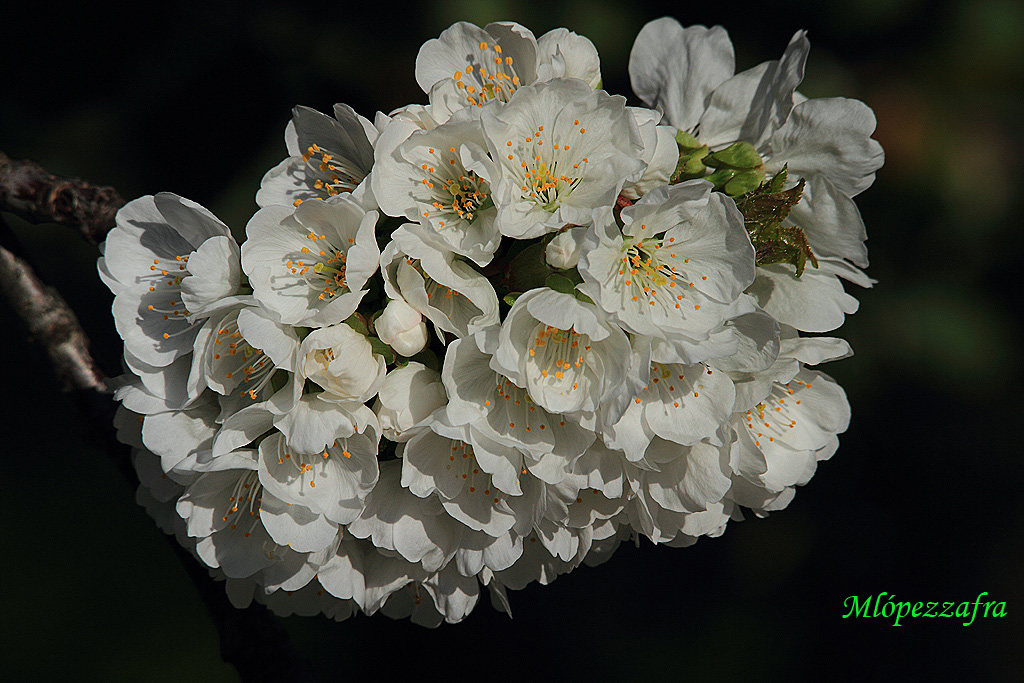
(574, 290, 595, 305)
(407, 348, 441, 371)
(735, 172, 817, 277)
(503, 241, 554, 292)
(544, 273, 577, 294)
(765, 165, 789, 193)
(368, 337, 397, 365)
(756, 224, 818, 276)
(562, 268, 584, 284)
(343, 313, 369, 336)
(503, 292, 522, 306)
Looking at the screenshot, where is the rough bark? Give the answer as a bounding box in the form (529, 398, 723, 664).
(0, 150, 124, 243)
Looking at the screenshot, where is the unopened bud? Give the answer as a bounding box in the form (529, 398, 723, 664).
(706, 141, 763, 169)
(376, 298, 429, 356)
(545, 227, 587, 269)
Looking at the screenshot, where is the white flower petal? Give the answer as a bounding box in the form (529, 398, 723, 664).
(765, 97, 884, 197)
(698, 30, 809, 150)
(259, 490, 338, 553)
(628, 18, 735, 131)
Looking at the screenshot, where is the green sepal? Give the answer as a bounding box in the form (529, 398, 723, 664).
(503, 292, 522, 307)
(705, 141, 763, 169)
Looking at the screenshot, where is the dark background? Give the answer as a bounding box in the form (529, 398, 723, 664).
(2, 1, 1022, 681)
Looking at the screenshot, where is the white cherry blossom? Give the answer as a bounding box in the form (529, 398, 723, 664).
(257, 104, 377, 209)
(544, 227, 587, 269)
(242, 195, 380, 327)
(187, 301, 299, 404)
(603, 361, 735, 463)
(629, 18, 883, 332)
(492, 289, 634, 426)
(175, 451, 283, 579)
(621, 106, 679, 199)
(441, 330, 595, 473)
(626, 439, 735, 544)
(104, 17, 878, 626)
(537, 28, 602, 89)
(296, 322, 386, 403)
(416, 22, 540, 115)
(256, 429, 379, 543)
(372, 116, 500, 265)
(101, 193, 241, 369)
(401, 422, 519, 538)
(349, 460, 466, 572)
(481, 78, 645, 239)
(729, 365, 849, 514)
(578, 182, 755, 361)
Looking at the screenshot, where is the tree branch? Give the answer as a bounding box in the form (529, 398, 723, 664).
(0, 150, 124, 244)
(0, 225, 105, 392)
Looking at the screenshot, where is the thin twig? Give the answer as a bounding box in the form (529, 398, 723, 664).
(0, 150, 124, 244)
(0, 220, 105, 392)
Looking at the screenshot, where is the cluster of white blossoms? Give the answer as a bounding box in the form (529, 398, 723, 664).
(101, 18, 881, 625)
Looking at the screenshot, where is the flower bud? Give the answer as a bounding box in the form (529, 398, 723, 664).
(376, 298, 429, 356)
(545, 227, 587, 270)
